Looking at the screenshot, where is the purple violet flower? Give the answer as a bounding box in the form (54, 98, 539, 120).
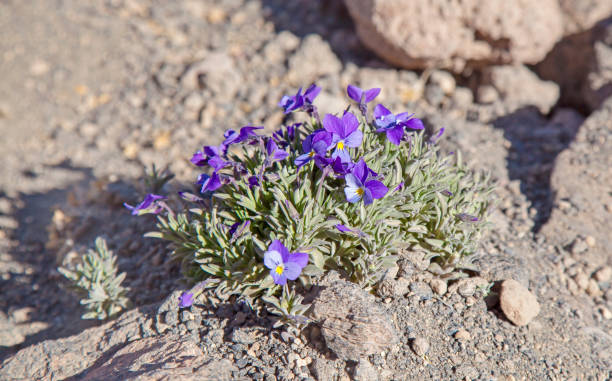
(279, 85, 321, 114)
(266, 139, 289, 162)
(323, 112, 363, 163)
(429, 127, 445, 144)
(279, 87, 305, 114)
(394, 182, 404, 192)
(178, 279, 213, 308)
(347, 85, 380, 115)
(331, 157, 354, 176)
(178, 292, 194, 308)
(263, 240, 309, 285)
(373, 104, 424, 145)
(295, 130, 331, 169)
(248, 175, 260, 188)
(457, 213, 479, 222)
(124, 194, 167, 215)
(303, 84, 321, 104)
(223, 126, 263, 146)
(190, 144, 228, 168)
(197, 172, 223, 193)
(344, 159, 388, 205)
(335, 224, 367, 237)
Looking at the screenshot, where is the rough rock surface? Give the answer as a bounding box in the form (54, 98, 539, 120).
(481, 65, 560, 114)
(311, 275, 398, 361)
(343, 0, 564, 71)
(0, 307, 155, 380)
(558, 0, 612, 34)
(499, 279, 541, 326)
(540, 96, 612, 266)
(537, 19, 612, 112)
(82, 335, 236, 381)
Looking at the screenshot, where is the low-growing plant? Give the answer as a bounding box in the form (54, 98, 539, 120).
(58, 237, 130, 320)
(129, 84, 493, 323)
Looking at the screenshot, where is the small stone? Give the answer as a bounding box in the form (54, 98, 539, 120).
(451, 87, 474, 109)
(429, 279, 447, 296)
(585, 236, 596, 247)
(411, 337, 429, 356)
(207, 7, 226, 24)
(30, 59, 50, 76)
(599, 306, 612, 320)
(571, 238, 588, 255)
(594, 266, 612, 282)
(410, 282, 433, 300)
(429, 70, 456, 95)
(454, 329, 471, 341)
(499, 279, 540, 326)
(153, 131, 171, 150)
(180, 310, 193, 322)
(353, 358, 379, 381)
(574, 272, 589, 290)
(448, 277, 488, 297)
(477, 85, 498, 104)
(586, 279, 601, 297)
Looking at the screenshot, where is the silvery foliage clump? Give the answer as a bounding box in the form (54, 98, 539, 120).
(58, 237, 130, 320)
(143, 85, 493, 324)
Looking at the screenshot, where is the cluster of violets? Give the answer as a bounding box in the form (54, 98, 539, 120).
(127, 83, 435, 308)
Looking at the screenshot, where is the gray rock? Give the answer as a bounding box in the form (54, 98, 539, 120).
(311, 276, 398, 361)
(499, 279, 541, 326)
(353, 358, 379, 381)
(82, 335, 237, 381)
(311, 357, 337, 381)
(411, 336, 430, 356)
(484, 65, 560, 114)
(344, 0, 564, 72)
(288, 34, 342, 86)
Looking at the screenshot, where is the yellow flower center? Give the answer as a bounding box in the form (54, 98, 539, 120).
(337, 141, 345, 150)
(275, 265, 284, 275)
(308, 151, 315, 157)
(356, 187, 364, 196)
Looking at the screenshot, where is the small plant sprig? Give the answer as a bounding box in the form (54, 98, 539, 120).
(58, 237, 130, 320)
(129, 84, 493, 323)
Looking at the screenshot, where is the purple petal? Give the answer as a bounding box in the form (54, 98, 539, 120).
(304, 84, 321, 103)
(363, 88, 381, 103)
(208, 156, 229, 171)
(345, 173, 363, 190)
(347, 85, 362, 103)
(404, 118, 425, 130)
(190, 151, 207, 166)
(282, 261, 302, 281)
(287, 252, 309, 268)
(203, 145, 222, 157)
(344, 185, 362, 203)
(344, 129, 363, 148)
(386, 126, 404, 146)
(332, 157, 353, 175)
(295, 153, 313, 169)
(323, 114, 344, 136)
(266, 139, 278, 156)
(248, 176, 260, 187)
(335, 224, 352, 232)
(268, 239, 290, 262)
(352, 159, 368, 184)
(271, 271, 287, 285)
(301, 134, 313, 153)
(200, 172, 222, 192)
(395, 112, 414, 123)
(429, 127, 445, 144)
(393, 182, 404, 192)
(341, 112, 359, 136)
(373, 104, 392, 120)
(272, 149, 289, 161)
(362, 188, 374, 205)
(331, 147, 351, 163)
(314, 155, 332, 169)
(457, 213, 479, 222)
(264, 249, 283, 270)
(178, 292, 194, 308)
(365, 180, 388, 199)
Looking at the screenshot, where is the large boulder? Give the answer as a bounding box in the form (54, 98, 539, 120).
(343, 0, 564, 72)
(537, 19, 612, 112)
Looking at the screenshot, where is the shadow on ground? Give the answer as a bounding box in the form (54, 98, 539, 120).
(491, 106, 581, 232)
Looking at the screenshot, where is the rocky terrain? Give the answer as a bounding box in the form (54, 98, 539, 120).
(0, 0, 610, 380)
